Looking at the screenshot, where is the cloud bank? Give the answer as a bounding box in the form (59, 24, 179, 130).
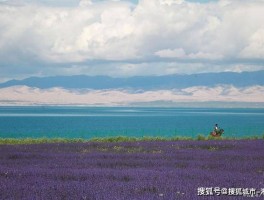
(0, 85, 263, 106)
(0, 0, 264, 80)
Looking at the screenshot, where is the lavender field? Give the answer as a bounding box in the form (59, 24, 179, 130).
(0, 140, 264, 199)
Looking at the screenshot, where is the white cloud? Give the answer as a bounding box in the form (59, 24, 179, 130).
(0, 0, 264, 78)
(240, 29, 264, 59)
(155, 48, 186, 58)
(79, 0, 93, 6)
(159, 0, 184, 5)
(0, 85, 263, 105)
(155, 48, 222, 59)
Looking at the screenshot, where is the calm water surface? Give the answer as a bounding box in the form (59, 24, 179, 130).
(0, 106, 263, 138)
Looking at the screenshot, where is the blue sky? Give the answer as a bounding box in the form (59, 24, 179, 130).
(0, 0, 264, 82)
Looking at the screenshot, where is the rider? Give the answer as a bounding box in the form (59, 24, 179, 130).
(214, 124, 219, 134)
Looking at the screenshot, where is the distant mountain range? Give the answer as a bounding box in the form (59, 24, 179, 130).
(1, 71, 263, 90)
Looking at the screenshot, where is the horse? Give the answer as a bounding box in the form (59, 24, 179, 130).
(210, 129, 224, 137)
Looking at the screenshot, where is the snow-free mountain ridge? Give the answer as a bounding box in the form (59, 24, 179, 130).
(0, 71, 263, 90)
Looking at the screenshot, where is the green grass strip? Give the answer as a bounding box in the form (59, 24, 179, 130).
(0, 135, 263, 145)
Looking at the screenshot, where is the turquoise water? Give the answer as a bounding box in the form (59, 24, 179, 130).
(0, 106, 263, 139)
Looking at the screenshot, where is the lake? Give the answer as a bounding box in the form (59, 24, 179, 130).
(0, 106, 263, 139)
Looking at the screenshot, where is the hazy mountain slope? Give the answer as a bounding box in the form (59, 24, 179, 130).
(0, 71, 263, 90)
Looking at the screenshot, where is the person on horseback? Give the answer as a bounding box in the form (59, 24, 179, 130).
(214, 124, 219, 134)
(211, 123, 224, 137)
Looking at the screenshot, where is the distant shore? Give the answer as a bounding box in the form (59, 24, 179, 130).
(0, 135, 263, 145)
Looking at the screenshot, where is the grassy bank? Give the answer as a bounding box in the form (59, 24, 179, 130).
(0, 134, 263, 144)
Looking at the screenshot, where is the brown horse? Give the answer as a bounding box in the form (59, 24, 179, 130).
(210, 129, 224, 137)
